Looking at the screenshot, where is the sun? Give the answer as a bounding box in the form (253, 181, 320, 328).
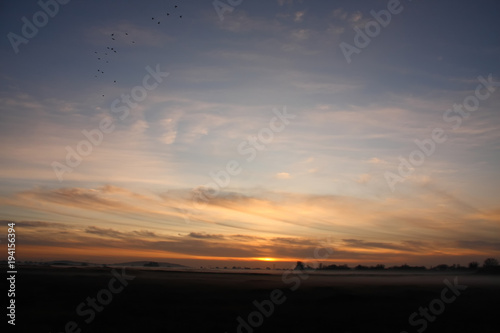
(254, 257, 278, 262)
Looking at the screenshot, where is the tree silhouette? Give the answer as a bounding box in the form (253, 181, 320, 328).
(294, 261, 305, 270)
(468, 261, 479, 269)
(483, 258, 499, 267)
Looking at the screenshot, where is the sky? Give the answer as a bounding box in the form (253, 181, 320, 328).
(1, 0, 499, 268)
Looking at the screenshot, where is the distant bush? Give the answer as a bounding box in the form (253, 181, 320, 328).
(144, 261, 159, 267)
(468, 261, 479, 270)
(483, 258, 499, 267)
(320, 264, 351, 271)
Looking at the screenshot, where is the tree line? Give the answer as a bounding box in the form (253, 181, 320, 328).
(295, 258, 500, 273)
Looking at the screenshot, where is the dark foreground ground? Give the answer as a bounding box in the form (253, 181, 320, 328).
(9, 266, 500, 333)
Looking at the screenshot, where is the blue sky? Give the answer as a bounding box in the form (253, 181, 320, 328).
(1, 0, 499, 266)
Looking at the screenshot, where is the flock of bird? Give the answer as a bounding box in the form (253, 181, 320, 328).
(153, 4, 182, 24)
(93, 3, 183, 97)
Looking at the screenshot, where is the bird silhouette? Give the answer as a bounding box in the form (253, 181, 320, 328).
(91, 4, 186, 101)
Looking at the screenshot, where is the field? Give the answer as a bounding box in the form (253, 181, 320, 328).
(14, 266, 500, 333)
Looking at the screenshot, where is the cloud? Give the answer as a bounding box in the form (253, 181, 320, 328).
(1, 186, 191, 230)
(20, 187, 127, 211)
(291, 28, 310, 41)
(332, 8, 348, 21)
(159, 118, 178, 144)
(457, 240, 500, 251)
(356, 173, 372, 184)
(325, 24, 345, 37)
(367, 157, 386, 164)
(214, 11, 283, 33)
(276, 172, 291, 179)
(349, 11, 362, 23)
(130, 120, 149, 135)
(294, 11, 305, 22)
(86, 226, 158, 239)
(188, 232, 225, 239)
(272, 237, 318, 246)
(2, 220, 68, 229)
(341, 239, 420, 252)
(3, 181, 500, 264)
